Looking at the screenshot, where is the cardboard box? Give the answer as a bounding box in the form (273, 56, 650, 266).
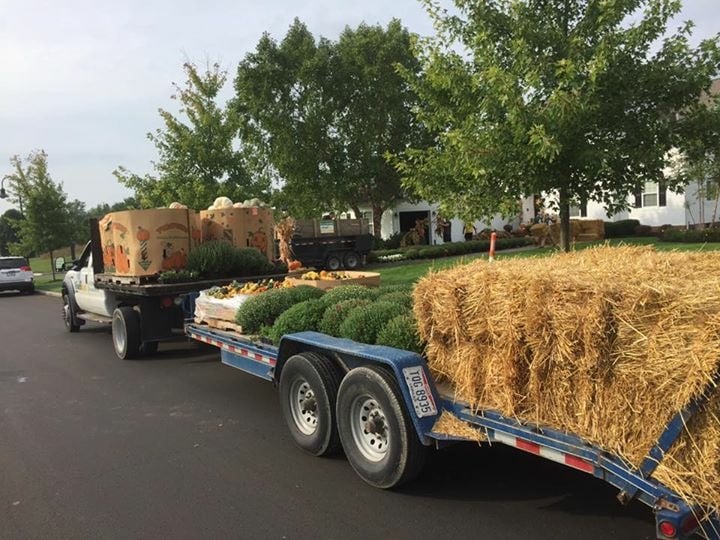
(200, 207, 274, 260)
(98, 209, 193, 276)
(285, 271, 380, 290)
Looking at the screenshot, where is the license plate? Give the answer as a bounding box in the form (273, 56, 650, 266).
(4, 271, 18, 277)
(402, 366, 437, 418)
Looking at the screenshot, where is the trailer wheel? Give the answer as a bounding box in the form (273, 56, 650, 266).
(325, 254, 342, 271)
(62, 294, 80, 333)
(343, 251, 360, 270)
(336, 365, 427, 489)
(112, 307, 141, 360)
(279, 352, 342, 457)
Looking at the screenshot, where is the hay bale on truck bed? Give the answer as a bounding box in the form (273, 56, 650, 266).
(413, 246, 720, 512)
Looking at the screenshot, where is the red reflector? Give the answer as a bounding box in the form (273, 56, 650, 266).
(516, 438, 541, 455)
(20, 266, 31, 271)
(659, 521, 677, 538)
(161, 297, 173, 307)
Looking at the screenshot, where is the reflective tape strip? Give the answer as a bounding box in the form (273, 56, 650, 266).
(188, 331, 277, 366)
(493, 432, 595, 474)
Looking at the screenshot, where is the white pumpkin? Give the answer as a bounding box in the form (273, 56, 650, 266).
(169, 202, 187, 209)
(213, 196, 233, 209)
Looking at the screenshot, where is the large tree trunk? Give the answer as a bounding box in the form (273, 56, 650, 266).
(558, 187, 571, 252)
(372, 204, 383, 239)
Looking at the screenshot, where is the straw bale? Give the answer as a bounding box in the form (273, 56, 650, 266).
(414, 245, 720, 511)
(432, 411, 487, 443)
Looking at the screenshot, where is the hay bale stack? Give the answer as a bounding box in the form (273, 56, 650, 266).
(414, 246, 720, 511)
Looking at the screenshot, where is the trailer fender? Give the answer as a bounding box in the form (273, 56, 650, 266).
(277, 332, 440, 445)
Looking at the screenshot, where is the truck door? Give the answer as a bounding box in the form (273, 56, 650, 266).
(73, 253, 115, 317)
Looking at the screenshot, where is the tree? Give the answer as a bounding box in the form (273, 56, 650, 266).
(0, 209, 22, 256)
(86, 197, 139, 219)
(234, 19, 430, 237)
(396, 0, 720, 250)
(115, 63, 268, 210)
(8, 151, 72, 280)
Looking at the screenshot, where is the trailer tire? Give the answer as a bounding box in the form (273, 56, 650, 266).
(112, 307, 141, 360)
(336, 365, 427, 489)
(279, 352, 342, 457)
(62, 293, 80, 333)
(325, 253, 342, 271)
(343, 251, 360, 270)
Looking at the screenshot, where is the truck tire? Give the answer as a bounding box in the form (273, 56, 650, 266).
(325, 253, 342, 271)
(343, 251, 360, 270)
(336, 365, 427, 489)
(141, 341, 159, 356)
(62, 293, 80, 333)
(279, 352, 342, 457)
(112, 307, 141, 360)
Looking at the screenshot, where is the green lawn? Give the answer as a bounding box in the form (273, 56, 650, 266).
(29, 256, 65, 293)
(375, 237, 720, 287)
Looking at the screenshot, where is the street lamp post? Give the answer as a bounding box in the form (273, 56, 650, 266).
(0, 175, 23, 215)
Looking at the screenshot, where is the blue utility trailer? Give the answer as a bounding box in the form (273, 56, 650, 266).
(186, 323, 720, 540)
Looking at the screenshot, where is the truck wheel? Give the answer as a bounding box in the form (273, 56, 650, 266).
(112, 307, 141, 360)
(279, 352, 342, 457)
(62, 294, 80, 333)
(337, 365, 427, 489)
(325, 254, 342, 271)
(343, 251, 360, 270)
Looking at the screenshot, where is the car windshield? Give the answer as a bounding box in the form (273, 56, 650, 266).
(0, 258, 28, 269)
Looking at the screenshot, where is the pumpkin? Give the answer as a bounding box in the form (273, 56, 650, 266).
(213, 196, 233, 209)
(136, 226, 150, 242)
(288, 260, 303, 271)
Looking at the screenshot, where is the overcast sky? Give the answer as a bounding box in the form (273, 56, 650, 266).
(0, 0, 718, 214)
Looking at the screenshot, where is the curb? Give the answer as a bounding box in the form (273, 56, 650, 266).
(35, 289, 61, 298)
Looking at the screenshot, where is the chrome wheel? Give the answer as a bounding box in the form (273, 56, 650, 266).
(350, 395, 389, 462)
(112, 314, 126, 353)
(289, 378, 319, 436)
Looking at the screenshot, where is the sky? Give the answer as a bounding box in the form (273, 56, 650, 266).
(0, 0, 718, 215)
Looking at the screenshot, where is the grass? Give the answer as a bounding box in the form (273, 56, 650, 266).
(375, 237, 720, 287)
(29, 256, 64, 293)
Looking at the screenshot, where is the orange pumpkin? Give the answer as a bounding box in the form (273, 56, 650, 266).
(136, 226, 150, 242)
(288, 260, 302, 271)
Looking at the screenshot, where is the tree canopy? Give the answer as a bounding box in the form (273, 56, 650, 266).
(396, 0, 720, 249)
(234, 19, 430, 236)
(115, 63, 268, 210)
(8, 151, 73, 277)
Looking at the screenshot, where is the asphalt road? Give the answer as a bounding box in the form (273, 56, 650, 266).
(0, 293, 655, 539)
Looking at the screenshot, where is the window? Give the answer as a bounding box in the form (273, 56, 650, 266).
(634, 182, 667, 208)
(569, 201, 587, 218)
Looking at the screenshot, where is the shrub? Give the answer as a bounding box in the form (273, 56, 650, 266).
(268, 299, 326, 344)
(339, 301, 408, 344)
(317, 285, 379, 308)
(288, 285, 326, 303)
(376, 314, 424, 354)
(235, 285, 325, 333)
(187, 241, 274, 278)
(404, 248, 420, 260)
(603, 219, 640, 239)
(661, 228, 720, 243)
(376, 291, 413, 309)
(318, 298, 372, 337)
(633, 224, 653, 236)
(374, 232, 403, 250)
(235, 288, 297, 333)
